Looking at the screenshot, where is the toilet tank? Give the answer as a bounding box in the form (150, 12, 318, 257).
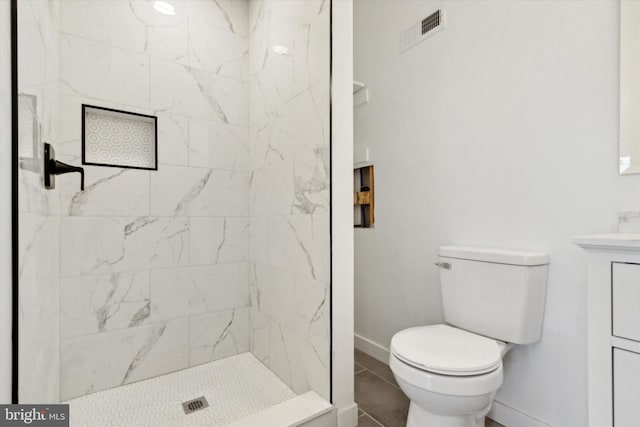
(439, 246, 549, 345)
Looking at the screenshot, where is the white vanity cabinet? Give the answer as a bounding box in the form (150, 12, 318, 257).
(612, 262, 640, 342)
(575, 234, 640, 427)
(613, 348, 640, 426)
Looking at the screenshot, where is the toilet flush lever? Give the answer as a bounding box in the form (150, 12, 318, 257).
(435, 262, 451, 269)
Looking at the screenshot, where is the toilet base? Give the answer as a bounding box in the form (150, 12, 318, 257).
(406, 401, 487, 427)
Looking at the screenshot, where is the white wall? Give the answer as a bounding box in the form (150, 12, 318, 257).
(332, 1, 357, 426)
(353, 1, 639, 425)
(0, 0, 12, 404)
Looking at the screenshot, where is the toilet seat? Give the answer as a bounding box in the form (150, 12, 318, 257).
(390, 324, 504, 376)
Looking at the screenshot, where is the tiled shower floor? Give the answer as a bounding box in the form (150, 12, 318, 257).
(65, 352, 297, 427)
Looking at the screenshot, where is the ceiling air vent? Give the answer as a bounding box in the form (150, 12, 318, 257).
(400, 9, 445, 53)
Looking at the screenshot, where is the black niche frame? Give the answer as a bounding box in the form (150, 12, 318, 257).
(81, 104, 158, 171)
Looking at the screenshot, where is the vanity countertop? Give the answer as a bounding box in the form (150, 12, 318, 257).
(574, 233, 640, 250)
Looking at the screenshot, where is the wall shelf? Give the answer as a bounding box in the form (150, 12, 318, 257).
(353, 80, 369, 107)
(353, 81, 366, 93)
(354, 165, 374, 228)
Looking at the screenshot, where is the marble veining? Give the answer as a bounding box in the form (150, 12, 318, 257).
(216, 218, 228, 261)
(150, 58, 248, 125)
(175, 169, 213, 215)
(60, 318, 189, 400)
(190, 217, 248, 265)
(190, 307, 250, 367)
(286, 218, 317, 280)
(121, 323, 167, 384)
(60, 216, 189, 277)
(60, 271, 150, 339)
(68, 170, 125, 215)
(124, 217, 158, 237)
(189, 18, 248, 82)
(293, 148, 330, 214)
(64, 168, 152, 217)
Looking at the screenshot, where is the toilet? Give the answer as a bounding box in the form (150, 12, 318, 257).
(389, 246, 549, 427)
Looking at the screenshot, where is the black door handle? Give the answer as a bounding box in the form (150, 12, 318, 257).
(43, 143, 85, 191)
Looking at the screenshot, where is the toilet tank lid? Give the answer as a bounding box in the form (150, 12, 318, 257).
(439, 246, 549, 266)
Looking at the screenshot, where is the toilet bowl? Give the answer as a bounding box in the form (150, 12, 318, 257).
(389, 246, 549, 427)
(390, 324, 511, 427)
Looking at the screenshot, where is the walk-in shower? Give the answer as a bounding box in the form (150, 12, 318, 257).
(14, 0, 332, 424)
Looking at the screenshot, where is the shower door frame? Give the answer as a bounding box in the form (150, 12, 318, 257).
(9, 0, 345, 408)
(10, 0, 19, 405)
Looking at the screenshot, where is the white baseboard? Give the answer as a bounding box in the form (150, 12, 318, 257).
(488, 400, 551, 427)
(354, 333, 390, 365)
(336, 402, 358, 427)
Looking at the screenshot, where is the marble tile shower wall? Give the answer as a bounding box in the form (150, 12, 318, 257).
(19, 0, 332, 404)
(248, 0, 331, 401)
(18, 0, 62, 403)
(19, 0, 251, 401)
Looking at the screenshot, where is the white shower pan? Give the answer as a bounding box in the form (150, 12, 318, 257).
(65, 352, 332, 427)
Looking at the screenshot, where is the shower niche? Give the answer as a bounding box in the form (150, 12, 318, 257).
(82, 105, 157, 170)
(354, 165, 375, 227)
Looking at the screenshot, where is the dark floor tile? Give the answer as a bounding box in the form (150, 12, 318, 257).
(355, 362, 366, 374)
(355, 370, 409, 427)
(355, 349, 398, 387)
(486, 419, 505, 427)
(357, 413, 383, 427)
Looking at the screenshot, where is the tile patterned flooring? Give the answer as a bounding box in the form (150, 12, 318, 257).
(354, 349, 505, 427)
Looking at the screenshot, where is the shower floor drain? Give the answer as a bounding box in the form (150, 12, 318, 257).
(182, 396, 209, 414)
